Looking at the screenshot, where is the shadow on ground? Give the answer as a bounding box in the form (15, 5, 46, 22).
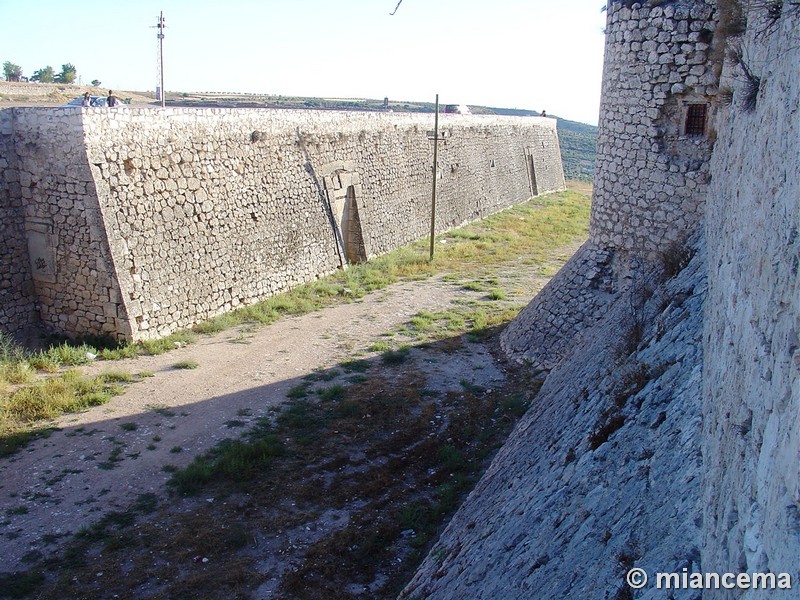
(0, 326, 542, 600)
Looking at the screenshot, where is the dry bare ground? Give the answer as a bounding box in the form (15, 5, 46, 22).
(0, 236, 585, 600)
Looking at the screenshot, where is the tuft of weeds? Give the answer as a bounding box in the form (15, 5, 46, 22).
(317, 384, 346, 402)
(173, 359, 199, 370)
(0, 361, 35, 384)
(369, 340, 393, 353)
(119, 422, 138, 432)
(341, 359, 370, 373)
(382, 346, 411, 365)
(170, 433, 283, 495)
(287, 382, 312, 400)
(499, 392, 532, 418)
(438, 444, 465, 471)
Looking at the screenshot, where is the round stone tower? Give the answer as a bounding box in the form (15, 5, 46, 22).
(591, 0, 719, 254)
(501, 0, 721, 368)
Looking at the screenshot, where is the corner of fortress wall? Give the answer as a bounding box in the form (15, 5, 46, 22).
(0, 110, 565, 342)
(406, 1, 800, 596)
(502, 0, 718, 369)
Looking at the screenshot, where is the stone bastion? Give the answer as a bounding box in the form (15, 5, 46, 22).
(0, 108, 565, 342)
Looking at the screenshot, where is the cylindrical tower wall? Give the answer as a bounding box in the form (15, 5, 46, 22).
(591, 0, 719, 254)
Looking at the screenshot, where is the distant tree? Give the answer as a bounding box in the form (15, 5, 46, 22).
(91, 79, 101, 87)
(3, 61, 23, 82)
(31, 66, 55, 83)
(54, 63, 77, 84)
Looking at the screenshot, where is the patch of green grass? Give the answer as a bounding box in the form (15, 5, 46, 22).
(0, 370, 129, 457)
(318, 384, 346, 402)
(461, 280, 488, 292)
(170, 431, 284, 495)
(499, 393, 531, 418)
(173, 359, 199, 370)
(5, 505, 29, 516)
(38, 342, 95, 366)
(287, 382, 311, 400)
(341, 359, 370, 373)
(102, 371, 136, 383)
(382, 346, 411, 365)
(438, 444, 465, 471)
(0, 361, 35, 384)
(368, 340, 393, 353)
(487, 289, 506, 301)
(276, 401, 321, 433)
(459, 380, 484, 395)
(150, 407, 175, 418)
(98, 447, 124, 470)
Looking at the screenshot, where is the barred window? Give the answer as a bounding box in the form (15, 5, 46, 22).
(684, 104, 708, 136)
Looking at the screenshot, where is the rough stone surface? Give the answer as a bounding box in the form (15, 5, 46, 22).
(591, 0, 717, 254)
(0, 109, 565, 341)
(0, 110, 54, 342)
(500, 241, 620, 369)
(702, 7, 800, 596)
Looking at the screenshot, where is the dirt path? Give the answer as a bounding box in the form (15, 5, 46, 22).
(0, 249, 575, 577)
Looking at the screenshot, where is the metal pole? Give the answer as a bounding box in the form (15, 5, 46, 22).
(429, 94, 439, 262)
(158, 12, 165, 108)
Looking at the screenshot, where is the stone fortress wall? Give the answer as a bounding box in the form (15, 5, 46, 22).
(702, 4, 800, 591)
(0, 109, 565, 341)
(406, 0, 799, 597)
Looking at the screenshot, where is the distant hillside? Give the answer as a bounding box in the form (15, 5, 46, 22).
(555, 118, 597, 181)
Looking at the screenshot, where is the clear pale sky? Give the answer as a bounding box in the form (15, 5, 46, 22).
(0, 0, 607, 124)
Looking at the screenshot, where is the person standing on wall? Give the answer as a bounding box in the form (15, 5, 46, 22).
(107, 90, 117, 107)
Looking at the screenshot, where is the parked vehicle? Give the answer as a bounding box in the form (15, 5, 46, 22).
(63, 95, 124, 108)
(443, 104, 471, 115)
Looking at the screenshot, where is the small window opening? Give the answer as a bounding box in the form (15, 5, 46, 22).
(684, 104, 708, 136)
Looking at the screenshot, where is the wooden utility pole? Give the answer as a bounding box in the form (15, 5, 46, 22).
(429, 94, 440, 261)
(156, 12, 165, 108)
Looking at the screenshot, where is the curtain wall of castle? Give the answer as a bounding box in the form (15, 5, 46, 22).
(0, 109, 565, 342)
